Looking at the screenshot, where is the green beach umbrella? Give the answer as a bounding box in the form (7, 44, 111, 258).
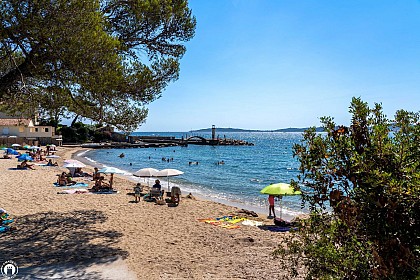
(260, 183, 301, 196)
(260, 183, 301, 218)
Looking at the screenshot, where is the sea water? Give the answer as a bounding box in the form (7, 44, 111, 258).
(77, 132, 307, 218)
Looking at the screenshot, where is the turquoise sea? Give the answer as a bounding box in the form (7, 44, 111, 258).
(76, 132, 307, 218)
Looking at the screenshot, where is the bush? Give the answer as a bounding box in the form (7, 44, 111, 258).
(276, 97, 420, 279)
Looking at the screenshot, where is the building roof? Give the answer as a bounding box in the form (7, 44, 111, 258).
(0, 118, 33, 126)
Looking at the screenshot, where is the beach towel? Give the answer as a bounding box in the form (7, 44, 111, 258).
(53, 182, 89, 188)
(241, 220, 264, 227)
(220, 224, 240, 229)
(57, 189, 90, 194)
(257, 225, 295, 232)
(0, 226, 10, 233)
(214, 216, 246, 224)
(1, 218, 14, 225)
(91, 190, 118, 194)
(198, 218, 241, 229)
(226, 217, 247, 224)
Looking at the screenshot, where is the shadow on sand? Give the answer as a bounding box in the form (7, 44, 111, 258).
(0, 210, 129, 279)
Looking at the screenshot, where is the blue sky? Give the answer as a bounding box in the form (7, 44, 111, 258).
(138, 0, 420, 132)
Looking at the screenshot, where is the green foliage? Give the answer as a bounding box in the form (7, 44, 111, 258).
(276, 97, 420, 279)
(60, 123, 89, 143)
(59, 122, 112, 143)
(0, 0, 196, 131)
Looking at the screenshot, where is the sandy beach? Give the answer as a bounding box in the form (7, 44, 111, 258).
(0, 147, 301, 279)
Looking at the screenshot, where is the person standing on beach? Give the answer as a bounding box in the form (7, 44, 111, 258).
(134, 183, 142, 203)
(268, 195, 276, 219)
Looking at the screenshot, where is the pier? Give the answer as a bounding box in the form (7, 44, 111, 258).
(129, 126, 254, 147)
(80, 126, 254, 149)
(80, 137, 254, 149)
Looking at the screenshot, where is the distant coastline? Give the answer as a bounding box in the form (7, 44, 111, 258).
(190, 127, 324, 133)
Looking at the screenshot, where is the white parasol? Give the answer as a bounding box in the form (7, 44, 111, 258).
(133, 168, 159, 187)
(155, 169, 184, 191)
(97, 167, 125, 188)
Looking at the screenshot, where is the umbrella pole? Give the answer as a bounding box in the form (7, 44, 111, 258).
(279, 197, 283, 219)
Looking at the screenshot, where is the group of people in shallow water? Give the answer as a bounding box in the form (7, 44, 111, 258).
(162, 157, 174, 162)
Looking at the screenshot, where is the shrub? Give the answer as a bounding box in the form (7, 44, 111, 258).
(276, 97, 420, 279)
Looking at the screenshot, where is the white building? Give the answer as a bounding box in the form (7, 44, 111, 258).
(0, 113, 62, 146)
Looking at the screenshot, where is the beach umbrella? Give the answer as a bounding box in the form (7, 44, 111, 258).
(98, 167, 125, 174)
(155, 168, 184, 191)
(133, 168, 159, 187)
(17, 154, 33, 162)
(11, 144, 21, 148)
(63, 161, 86, 176)
(260, 183, 301, 218)
(64, 159, 82, 163)
(134, 168, 158, 177)
(98, 167, 125, 188)
(63, 161, 86, 168)
(23, 145, 31, 149)
(29, 146, 40, 150)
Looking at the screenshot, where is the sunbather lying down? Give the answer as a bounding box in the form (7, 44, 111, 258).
(18, 160, 35, 170)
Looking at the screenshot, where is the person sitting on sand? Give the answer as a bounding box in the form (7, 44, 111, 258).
(57, 172, 68, 186)
(73, 167, 85, 177)
(19, 160, 35, 170)
(46, 159, 58, 166)
(186, 193, 196, 200)
(152, 179, 161, 190)
(93, 176, 110, 192)
(152, 179, 164, 197)
(92, 167, 100, 181)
